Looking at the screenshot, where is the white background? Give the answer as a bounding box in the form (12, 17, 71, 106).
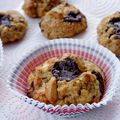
(0, 0, 21, 10)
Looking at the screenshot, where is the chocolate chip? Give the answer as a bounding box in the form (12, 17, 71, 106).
(109, 18, 120, 28)
(0, 15, 11, 27)
(91, 70, 104, 95)
(92, 95, 96, 99)
(27, 81, 34, 95)
(64, 11, 82, 22)
(52, 57, 81, 81)
(41, 29, 44, 32)
(116, 29, 120, 34)
(109, 18, 120, 39)
(31, 81, 34, 90)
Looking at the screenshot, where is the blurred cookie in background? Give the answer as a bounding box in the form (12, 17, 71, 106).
(39, 2, 87, 39)
(22, 0, 62, 18)
(0, 10, 27, 44)
(97, 11, 120, 56)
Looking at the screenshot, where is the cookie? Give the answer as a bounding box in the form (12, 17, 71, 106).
(39, 2, 87, 39)
(22, 0, 62, 18)
(97, 12, 120, 56)
(0, 10, 27, 44)
(27, 53, 104, 106)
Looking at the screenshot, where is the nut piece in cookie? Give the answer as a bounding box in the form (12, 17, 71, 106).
(78, 72, 101, 104)
(97, 11, 120, 56)
(23, 0, 62, 18)
(45, 77, 57, 104)
(0, 10, 27, 44)
(39, 2, 87, 39)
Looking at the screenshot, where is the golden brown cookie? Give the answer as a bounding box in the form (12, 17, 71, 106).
(27, 53, 104, 106)
(97, 11, 120, 56)
(22, 0, 62, 18)
(39, 2, 87, 39)
(0, 10, 27, 44)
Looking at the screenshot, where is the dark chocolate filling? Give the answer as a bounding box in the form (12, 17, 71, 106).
(91, 70, 104, 95)
(52, 57, 81, 81)
(109, 18, 120, 39)
(64, 11, 82, 22)
(109, 18, 120, 28)
(0, 15, 11, 27)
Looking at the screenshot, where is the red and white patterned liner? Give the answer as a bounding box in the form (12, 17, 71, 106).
(7, 38, 120, 117)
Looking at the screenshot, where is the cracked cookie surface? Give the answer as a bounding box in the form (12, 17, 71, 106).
(27, 53, 104, 106)
(0, 10, 27, 44)
(39, 2, 87, 39)
(97, 12, 120, 56)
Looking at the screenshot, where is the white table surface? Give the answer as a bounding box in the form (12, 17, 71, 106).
(1, 0, 120, 120)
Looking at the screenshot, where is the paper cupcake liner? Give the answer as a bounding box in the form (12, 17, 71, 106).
(7, 38, 120, 117)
